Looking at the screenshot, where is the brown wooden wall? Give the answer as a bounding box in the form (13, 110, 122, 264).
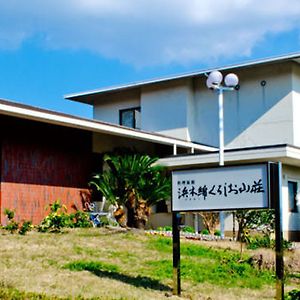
(0, 115, 93, 224)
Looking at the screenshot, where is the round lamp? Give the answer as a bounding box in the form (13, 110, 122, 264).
(207, 71, 223, 86)
(224, 73, 239, 87)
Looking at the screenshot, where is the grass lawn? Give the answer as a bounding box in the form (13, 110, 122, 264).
(0, 227, 299, 300)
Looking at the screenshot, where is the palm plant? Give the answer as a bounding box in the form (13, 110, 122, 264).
(89, 153, 171, 228)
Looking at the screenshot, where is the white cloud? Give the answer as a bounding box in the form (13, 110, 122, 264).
(0, 0, 300, 66)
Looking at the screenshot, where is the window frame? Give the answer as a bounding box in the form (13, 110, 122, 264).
(119, 107, 141, 129)
(287, 180, 298, 213)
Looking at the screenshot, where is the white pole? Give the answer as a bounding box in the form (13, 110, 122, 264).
(173, 144, 177, 155)
(218, 88, 225, 239)
(218, 89, 224, 167)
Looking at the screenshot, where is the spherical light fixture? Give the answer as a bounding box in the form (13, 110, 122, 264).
(206, 77, 215, 89)
(207, 71, 223, 86)
(224, 73, 239, 87)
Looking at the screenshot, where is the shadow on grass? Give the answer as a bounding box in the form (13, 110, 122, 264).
(65, 260, 171, 292)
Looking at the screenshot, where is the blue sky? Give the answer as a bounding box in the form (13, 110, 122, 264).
(0, 0, 300, 118)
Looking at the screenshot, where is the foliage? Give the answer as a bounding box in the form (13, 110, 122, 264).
(199, 212, 219, 234)
(4, 208, 15, 221)
(69, 211, 92, 228)
(3, 209, 32, 235)
(286, 289, 300, 300)
(39, 200, 92, 232)
(182, 226, 195, 233)
(38, 200, 69, 232)
(89, 153, 171, 228)
(214, 229, 221, 236)
(157, 226, 172, 231)
(246, 234, 272, 249)
(18, 221, 33, 235)
(3, 209, 18, 233)
(236, 209, 275, 241)
(246, 234, 292, 250)
(201, 229, 210, 235)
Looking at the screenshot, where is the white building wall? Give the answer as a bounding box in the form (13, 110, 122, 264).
(93, 93, 140, 125)
(292, 64, 300, 147)
(141, 80, 190, 140)
(189, 63, 294, 148)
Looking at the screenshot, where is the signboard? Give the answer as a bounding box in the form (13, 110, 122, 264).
(172, 163, 270, 211)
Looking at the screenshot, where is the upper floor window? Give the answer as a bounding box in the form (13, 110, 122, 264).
(119, 107, 141, 129)
(288, 180, 298, 213)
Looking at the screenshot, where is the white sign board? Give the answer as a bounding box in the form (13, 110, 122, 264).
(172, 164, 269, 211)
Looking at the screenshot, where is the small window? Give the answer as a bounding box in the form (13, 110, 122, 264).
(288, 181, 298, 213)
(119, 107, 141, 129)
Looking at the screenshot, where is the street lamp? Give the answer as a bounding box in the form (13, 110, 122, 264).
(206, 71, 239, 166)
(206, 70, 239, 238)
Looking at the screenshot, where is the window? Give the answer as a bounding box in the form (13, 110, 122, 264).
(288, 181, 298, 213)
(119, 107, 141, 129)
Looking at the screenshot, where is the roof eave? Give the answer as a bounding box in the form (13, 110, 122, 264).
(65, 52, 300, 104)
(0, 100, 216, 152)
(158, 144, 300, 170)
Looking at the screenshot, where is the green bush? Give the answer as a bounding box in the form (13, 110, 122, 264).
(69, 211, 92, 228)
(214, 229, 221, 236)
(3, 208, 19, 233)
(38, 200, 93, 232)
(246, 234, 292, 250)
(286, 289, 300, 300)
(38, 200, 70, 233)
(4, 208, 15, 220)
(201, 229, 209, 235)
(157, 226, 172, 231)
(3, 220, 19, 234)
(3, 208, 33, 235)
(246, 234, 271, 249)
(182, 226, 195, 233)
(18, 221, 33, 235)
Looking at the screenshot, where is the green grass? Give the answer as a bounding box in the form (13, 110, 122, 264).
(64, 260, 171, 292)
(0, 228, 298, 299)
(147, 236, 274, 288)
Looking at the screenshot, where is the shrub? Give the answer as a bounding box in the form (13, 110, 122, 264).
(4, 208, 15, 220)
(3, 209, 18, 233)
(201, 229, 209, 235)
(3, 208, 33, 235)
(246, 234, 271, 249)
(18, 221, 33, 235)
(39, 200, 93, 232)
(214, 229, 221, 236)
(182, 226, 195, 233)
(246, 233, 292, 250)
(286, 289, 300, 300)
(4, 220, 19, 234)
(157, 226, 172, 231)
(38, 200, 70, 233)
(70, 211, 92, 228)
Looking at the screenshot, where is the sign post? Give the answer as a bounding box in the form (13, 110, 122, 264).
(172, 212, 181, 296)
(270, 163, 284, 299)
(171, 162, 283, 298)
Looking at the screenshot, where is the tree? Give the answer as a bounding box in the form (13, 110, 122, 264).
(199, 212, 219, 234)
(89, 153, 171, 228)
(236, 209, 275, 241)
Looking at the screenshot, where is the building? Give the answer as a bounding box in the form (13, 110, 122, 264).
(0, 99, 209, 225)
(66, 53, 300, 241)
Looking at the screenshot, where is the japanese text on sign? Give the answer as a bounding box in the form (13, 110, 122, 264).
(177, 179, 265, 201)
(172, 164, 269, 211)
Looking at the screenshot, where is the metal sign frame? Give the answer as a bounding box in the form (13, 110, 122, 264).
(171, 162, 271, 212)
(171, 162, 284, 299)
